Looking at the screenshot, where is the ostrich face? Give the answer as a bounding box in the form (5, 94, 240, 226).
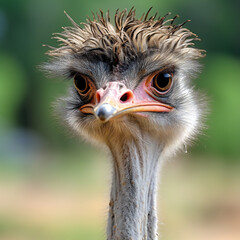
(44, 9, 205, 152)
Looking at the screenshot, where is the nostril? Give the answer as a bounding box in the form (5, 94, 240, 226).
(96, 92, 101, 103)
(120, 93, 128, 102)
(120, 91, 133, 103)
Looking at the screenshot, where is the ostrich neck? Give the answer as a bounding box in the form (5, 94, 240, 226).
(107, 136, 162, 240)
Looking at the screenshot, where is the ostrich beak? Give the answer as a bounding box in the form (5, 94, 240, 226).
(94, 103, 117, 122)
(81, 82, 173, 122)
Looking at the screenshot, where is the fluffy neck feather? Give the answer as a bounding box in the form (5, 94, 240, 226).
(106, 134, 163, 240)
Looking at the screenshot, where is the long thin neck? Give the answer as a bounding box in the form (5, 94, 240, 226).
(107, 136, 162, 240)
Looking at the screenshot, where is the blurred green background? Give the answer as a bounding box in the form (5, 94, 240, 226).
(0, 0, 239, 239)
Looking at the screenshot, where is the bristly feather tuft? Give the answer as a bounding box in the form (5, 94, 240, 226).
(45, 8, 205, 64)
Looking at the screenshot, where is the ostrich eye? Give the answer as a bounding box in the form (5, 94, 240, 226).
(74, 74, 90, 95)
(152, 72, 173, 93)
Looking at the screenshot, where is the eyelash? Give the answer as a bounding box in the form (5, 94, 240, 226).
(73, 73, 96, 101)
(143, 68, 175, 99)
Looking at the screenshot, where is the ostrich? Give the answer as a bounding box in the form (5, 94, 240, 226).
(43, 8, 205, 240)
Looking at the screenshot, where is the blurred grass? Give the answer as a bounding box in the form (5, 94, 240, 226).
(160, 155, 240, 240)
(0, 149, 108, 240)
(0, 150, 239, 240)
(0, 217, 103, 240)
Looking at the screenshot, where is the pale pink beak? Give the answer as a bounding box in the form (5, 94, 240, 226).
(80, 82, 173, 122)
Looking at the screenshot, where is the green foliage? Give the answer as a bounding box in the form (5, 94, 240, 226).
(199, 54, 240, 157)
(0, 52, 26, 128)
(0, 0, 239, 159)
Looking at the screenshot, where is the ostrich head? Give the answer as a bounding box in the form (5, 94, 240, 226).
(43, 8, 205, 240)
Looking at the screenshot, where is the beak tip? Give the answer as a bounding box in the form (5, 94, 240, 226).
(95, 103, 116, 122)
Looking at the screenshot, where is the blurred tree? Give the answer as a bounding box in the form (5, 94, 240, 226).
(0, 0, 239, 159)
(0, 52, 26, 128)
(198, 54, 240, 158)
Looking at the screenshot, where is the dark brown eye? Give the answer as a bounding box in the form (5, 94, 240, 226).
(74, 74, 90, 95)
(152, 72, 173, 93)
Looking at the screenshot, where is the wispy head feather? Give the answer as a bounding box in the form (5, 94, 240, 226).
(45, 8, 205, 64)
